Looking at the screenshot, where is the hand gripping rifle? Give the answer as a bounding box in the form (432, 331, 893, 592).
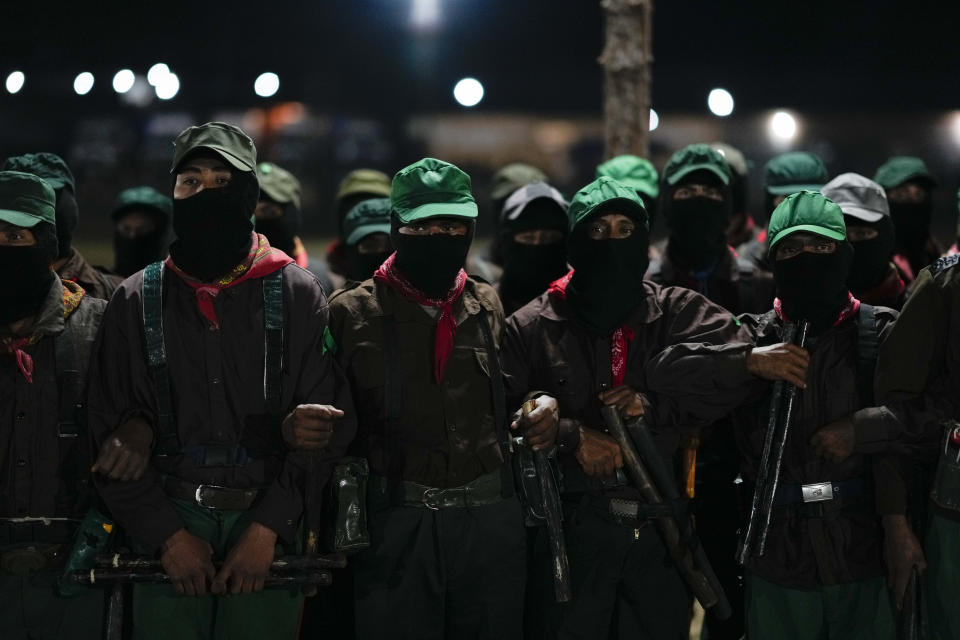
(737, 320, 810, 565)
(600, 405, 732, 620)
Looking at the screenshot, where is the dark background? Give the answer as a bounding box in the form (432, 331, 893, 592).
(2, 0, 960, 251)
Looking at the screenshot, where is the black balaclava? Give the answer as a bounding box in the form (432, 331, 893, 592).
(54, 189, 79, 259)
(567, 206, 650, 335)
(169, 169, 259, 282)
(0, 222, 58, 324)
(255, 200, 300, 256)
(773, 242, 853, 335)
(889, 189, 933, 251)
(390, 217, 475, 299)
(113, 210, 169, 277)
(500, 199, 568, 307)
(845, 215, 895, 292)
(665, 171, 732, 272)
(345, 235, 392, 282)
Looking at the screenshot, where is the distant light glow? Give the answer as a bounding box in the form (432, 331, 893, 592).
(453, 77, 484, 107)
(155, 73, 179, 100)
(5, 71, 25, 94)
(112, 69, 135, 94)
(147, 63, 170, 87)
(708, 88, 734, 117)
(410, 0, 441, 31)
(73, 72, 95, 95)
(254, 72, 280, 98)
(649, 108, 659, 132)
(770, 111, 798, 141)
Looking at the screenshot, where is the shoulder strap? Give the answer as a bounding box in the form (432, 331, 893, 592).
(262, 269, 284, 418)
(142, 262, 179, 456)
(478, 311, 515, 499)
(55, 321, 81, 440)
(855, 303, 880, 407)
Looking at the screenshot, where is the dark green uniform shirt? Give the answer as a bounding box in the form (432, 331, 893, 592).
(329, 278, 504, 489)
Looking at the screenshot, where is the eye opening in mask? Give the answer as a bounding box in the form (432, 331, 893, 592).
(774, 232, 839, 261)
(586, 213, 637, 240)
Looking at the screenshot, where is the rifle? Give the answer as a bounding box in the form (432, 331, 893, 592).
(600, 405, 732, 620)
(519, 399, 572, 603)
(737, 320, 810, 564)
(898, 566, 922, 640)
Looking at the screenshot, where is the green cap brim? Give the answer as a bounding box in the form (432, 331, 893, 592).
(768, 223, 846, 250)
(612, 178, 659, 199)
(394, 200, 478, 224)
(0, 208, 44, 228)
(766, 183, 824, 196)
(346, 223, 392, 245)
(173, 145, 254, 173)
(666, 163, 730, 186)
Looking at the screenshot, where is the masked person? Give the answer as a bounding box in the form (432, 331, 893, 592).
(821, 173, 905, 309)
(326, 169, 393, 291)
(648, 143, 775, 315)
(255, 161, 335, 292)
(501, 176, 744, 639)
(0, 171, 107, 639)
(710, 142, 756, 247)
(340, 197, 393, 283)
(110, 186, 172, 277)
(496, 181, 569, 315)
(329, 158, 547, 640)
(739, 151, 828, 273)
(596, 155, 661, 261)
(4, 152, 122, 300)
(85, 122, 355, 640)
(649, 191, 903, 640)
(468, 162, 549, 285)
(874, 156, 942, 284)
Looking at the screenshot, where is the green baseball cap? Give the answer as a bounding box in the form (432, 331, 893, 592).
(343, 197, 392, 246)
(336, 169, 392, 202)
(873, 156, 937, 189)
(111, 186, 172, 221)
(567, 176, 648, 232)
(710, 142, 750, 178)
(596, 155, 660, 200)
(764, 152, 828, 195)
(490, 163, 548, 202)
(662, 144, 731, 187)
(390, 158, 478, 224)
(3, 152, 75, 192)
(766, 191, 846, 252)
(0, 171, 57, 228)
(170, 122, 257, 174)
(256, 162, 302, 210)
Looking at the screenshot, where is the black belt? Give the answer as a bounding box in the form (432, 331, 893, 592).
(772, 478, 863, 508)
(371, 469, 504, 510)
(575, 494, 686, 525)
(163, 478, 261, 510)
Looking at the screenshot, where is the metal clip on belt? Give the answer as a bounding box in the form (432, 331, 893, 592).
(163, 478, 261, 511)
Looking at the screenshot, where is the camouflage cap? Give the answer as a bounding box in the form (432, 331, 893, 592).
(111, 186, 172, 221)
(0, 171, 57, 228)
(490, 162, 548, 202)
(335, 169, 392, 202)
(256, 162, 302, 210)
(595, 155, 660, 200)
(170, 122, 257, 174)
(3, 152, 76, 192)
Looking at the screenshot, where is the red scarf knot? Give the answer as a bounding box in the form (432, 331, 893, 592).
(547, 270, 575, 301)
(373, 252, 468, 385)
(611, 325, 635, 387)
(166, 233, 293, 330)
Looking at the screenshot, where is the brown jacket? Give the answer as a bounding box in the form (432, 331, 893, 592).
(56, 248, 122, 301)
(649, 305, 899, 587)
(328, 278, 505, 489)
(86, 264, 354, 551)
(502, 281, 743, 498)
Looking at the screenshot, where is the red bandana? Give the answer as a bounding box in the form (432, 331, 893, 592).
(374, 252, 468, 385)
(2, 279, 85, 383)
(166, 233, 293, 330)
(548, 269, 635, 387)
(292, 236, 310, 269)
(773, 291, 861, 327)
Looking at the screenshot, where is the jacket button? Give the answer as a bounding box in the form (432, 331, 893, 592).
(449, 424, 457, 432)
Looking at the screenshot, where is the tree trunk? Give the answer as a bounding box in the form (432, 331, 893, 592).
(600, 0, 654, 159)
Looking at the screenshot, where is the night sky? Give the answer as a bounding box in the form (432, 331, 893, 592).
(4, 0, 959, 115)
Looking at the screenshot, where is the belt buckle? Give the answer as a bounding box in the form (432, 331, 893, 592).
(194, 484, 227, 509)
(421, 487, 441, 510)
(801, 482, 834, 503)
